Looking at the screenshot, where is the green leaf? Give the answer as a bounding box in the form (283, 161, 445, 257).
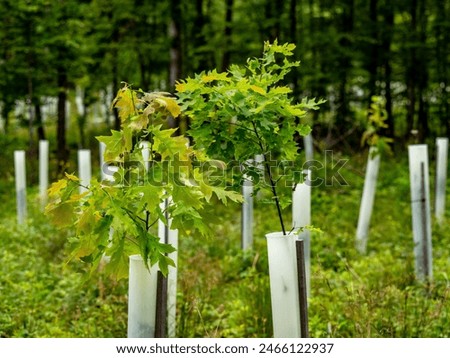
(211, 185, 243, 205)
(97, 130, 132, 161)
(152, 127, 191, 161)
(46, 202, 76, 227)
(106, 234, 131, 280)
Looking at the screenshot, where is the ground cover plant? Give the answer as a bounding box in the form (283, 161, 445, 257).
(0, 143, 448, 337)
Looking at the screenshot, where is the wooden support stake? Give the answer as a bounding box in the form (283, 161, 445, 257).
(155, 271, 168, 338)
(296, 239, 309, 338)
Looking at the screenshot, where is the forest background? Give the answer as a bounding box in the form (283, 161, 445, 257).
(0, 0, 449, 167)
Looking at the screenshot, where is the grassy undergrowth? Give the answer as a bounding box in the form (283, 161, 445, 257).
(0, 147, 449, 337)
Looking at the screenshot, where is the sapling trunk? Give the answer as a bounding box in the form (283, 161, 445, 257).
(251, 120, 286, 235)
(263, 157, 286, 235)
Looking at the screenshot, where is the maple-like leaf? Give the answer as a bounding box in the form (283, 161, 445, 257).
(48, 179, 68, 197)
(97, 130, 132, 161)
(154, 96, 181, 118)
(152, 127, 191, 161)
(46, 202, 76, 227)
(111, 85, 136, 122)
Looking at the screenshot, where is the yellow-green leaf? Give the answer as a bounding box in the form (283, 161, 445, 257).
(46, 202, 76, 227)
(65, 173, 80, 182)
(112, 85, 136, 121)
(48, 179, 68, 197)
(250, 85, 266, 95)
(155, 96, 181, 118)
(270, 86, 292, 95)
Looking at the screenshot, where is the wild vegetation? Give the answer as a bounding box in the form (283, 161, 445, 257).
(0, 135, 448, 337)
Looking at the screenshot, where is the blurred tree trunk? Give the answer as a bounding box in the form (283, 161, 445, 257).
(35, 101, 45, 141)
(221, 0, 234, 72)
(169, 0, 182, 130)
(265, 0, 283, 41)
(405, 0, 418, 138)
(367, 0, 378, 102)
(289, 0, 299, 95)
(416, 0, 429, 141)
(193, 0, 212, 72)
(381, 0, 394, 139)
(1, 101, 13, 134)
(434, 0, 449, 137)
(57, 67, 68, 173)
(169, 0, 182, 89)
(335, 0, 355, 129)
(111, 25, 121, 130)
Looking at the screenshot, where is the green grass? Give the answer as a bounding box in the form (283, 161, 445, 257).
(0, 146, 449, 337)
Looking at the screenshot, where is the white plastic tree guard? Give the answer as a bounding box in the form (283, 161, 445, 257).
(292, 169, 312, 297)
(158, 198, 179, 338)
(39, 140, 49, 210)
(355, 147, 380, 254)
(254, 154, 265, 200)
(303, 133, 314, 163)
(435, 138, 448, 224)
(127, 255, 158, 338)
(78, 149, 92, 194)
(99, 142, 106, 181)
(14, 150, 27, 224)
(266, 232, 302, 338)
(140, 141, 150, 173)
(241, 174, 254, 250)
(408, 144, 433, 281)
(75, 86, 84, 116)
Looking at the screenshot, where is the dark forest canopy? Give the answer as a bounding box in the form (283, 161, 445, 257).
(0, 0, 449, 157)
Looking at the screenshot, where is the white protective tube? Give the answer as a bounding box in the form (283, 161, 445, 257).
(435, 138, 448, 223)
(14, 150, 27, 224)
(127, 255, 158, 337)
(78, 149, 91, 194)
(99, 141, 106, 181)
(241, 174, 254, 250)
(158, 198, 179, 338)
(292, 169, 312, 297)
(303, 133, 314, 163)
(355, 147, 380, 254)
(140, 141, 150, 174)
(39, 140, 49, 209)
(254, 154, 264, 200)
(408, 144, 433, 281)
(266, 232, 301, 338)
